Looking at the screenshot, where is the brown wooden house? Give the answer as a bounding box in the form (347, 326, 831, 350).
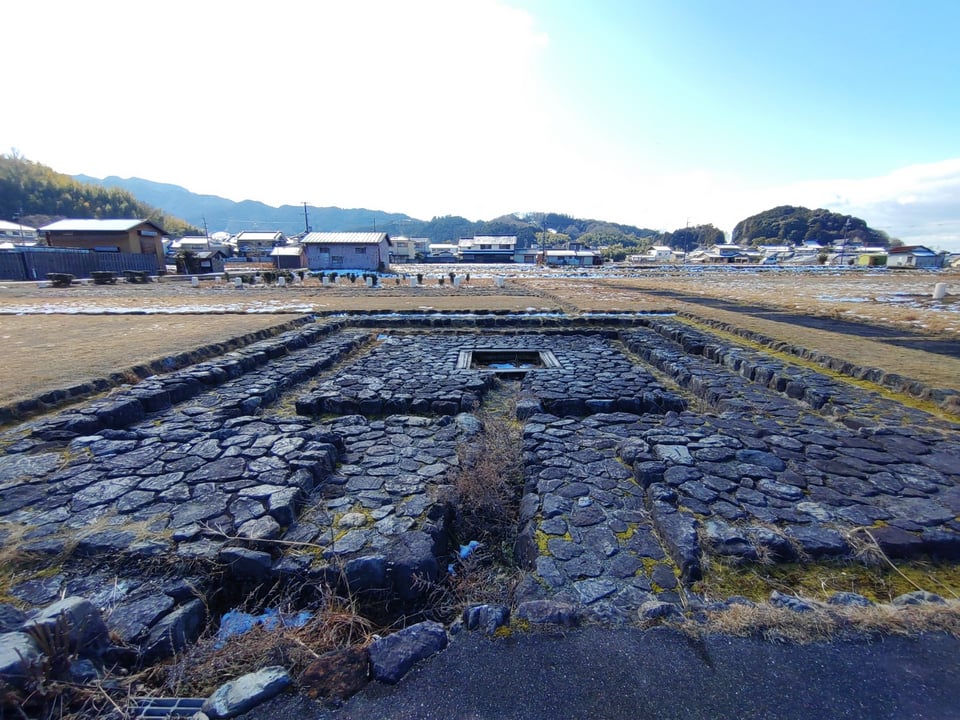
(40, 219, 166, 267)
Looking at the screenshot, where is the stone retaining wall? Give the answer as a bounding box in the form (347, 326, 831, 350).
(677, 311, 960, 416)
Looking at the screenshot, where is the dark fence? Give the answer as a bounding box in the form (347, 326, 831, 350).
(0, 247, 158, 281)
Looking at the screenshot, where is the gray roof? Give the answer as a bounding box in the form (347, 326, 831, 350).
(0, 219, 37, 232)
(40, 219, 155, 232)
(235, 231, 285, 241)
(301, 232, 390, 246)
(270, 246, 305, 256)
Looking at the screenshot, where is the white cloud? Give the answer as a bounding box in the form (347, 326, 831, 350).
(768, 159, 960, 251)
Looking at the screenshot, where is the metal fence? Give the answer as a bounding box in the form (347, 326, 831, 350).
(0, 247, 158, 281)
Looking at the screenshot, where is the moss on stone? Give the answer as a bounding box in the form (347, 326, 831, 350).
(696, 556, 960, 604)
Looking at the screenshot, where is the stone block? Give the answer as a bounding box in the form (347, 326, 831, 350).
(203, 666, 291, 718)
(369, 621, 447, 684)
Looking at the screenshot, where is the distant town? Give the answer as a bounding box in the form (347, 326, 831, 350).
(0, 217, 955, 283)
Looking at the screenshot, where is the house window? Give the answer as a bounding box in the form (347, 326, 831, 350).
(332, 256, 344, 265)
(355, 247, 367, 254)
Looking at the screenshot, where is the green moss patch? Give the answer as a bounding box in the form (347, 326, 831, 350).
(696, 556, 960, 604)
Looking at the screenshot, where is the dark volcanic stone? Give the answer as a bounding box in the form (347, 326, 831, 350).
(301, 647, 370, 702)
(188, 456, 246, 483)
(785, 525, 849, 557)
(369, 621, 447, 684)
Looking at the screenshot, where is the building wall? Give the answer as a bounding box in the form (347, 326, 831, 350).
(888, 253, 940, 268)
(275, 252, 306, 270)
(305, 242, 388, 271)
(45, 223, 165, 266)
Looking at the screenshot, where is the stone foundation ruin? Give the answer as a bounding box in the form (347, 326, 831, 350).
(1, 311, 959, 682)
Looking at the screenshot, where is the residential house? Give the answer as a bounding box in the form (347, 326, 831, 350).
(427, 243, 459, 262)
(300, 232, 391, 272)
(887, 245, 944, 269)
(196, 249, 228, 274)
(694, 244, 750, 264)
(40, 218, 166, 268)
(173, 236, 213, 253)
(648, 245, 676, 262)
(628, 245, 677, 264)
(390, 236, 430, 263)
(271, 245, 307, 270)
(458, 236, 517, 263)
(0, 219, 38, 242)
(541, 249, 602, 267)
(514, 245, 540, 264)
(757, 245, 795, 264)
(390, 236, 417, 263)
(234, 231, 286, 260)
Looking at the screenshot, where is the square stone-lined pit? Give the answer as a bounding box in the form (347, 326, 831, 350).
(456, 348, 561, 374)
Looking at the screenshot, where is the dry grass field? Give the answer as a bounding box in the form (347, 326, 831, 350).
(0, 268, 958, 413)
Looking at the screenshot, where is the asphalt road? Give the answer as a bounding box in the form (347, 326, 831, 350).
(238, 626, 960, 720)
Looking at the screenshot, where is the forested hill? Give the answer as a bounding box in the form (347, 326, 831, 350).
(72, 175, 664, 246)
(0, 154, 198, 235)
(75, 174, 418, 238)
(732, 206, 890, 247)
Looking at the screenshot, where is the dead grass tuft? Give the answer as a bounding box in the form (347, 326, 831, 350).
(161, 592, 374, 698)
(414, 547, 525, 623)
(697, 599, 960, 643)
(450, 380, 524, 558)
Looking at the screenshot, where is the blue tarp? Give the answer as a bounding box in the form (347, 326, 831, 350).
(215, 608, 312, 649)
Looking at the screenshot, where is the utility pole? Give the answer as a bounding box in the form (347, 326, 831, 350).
(302, 202, 311, 235)
(202, 216, 209, 240)
(840, 218, 851, 266)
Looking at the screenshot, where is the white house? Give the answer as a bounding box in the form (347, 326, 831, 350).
(234, 231, 286, 259)
(458, 236, 516, 263)
(541, 249, 602, 267)
(887, 245, 943, 269)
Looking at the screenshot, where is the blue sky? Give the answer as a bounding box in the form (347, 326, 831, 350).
(3, 0, 959, 249)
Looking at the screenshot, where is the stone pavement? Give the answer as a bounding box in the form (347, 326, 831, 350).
(0, 312, 958, 670)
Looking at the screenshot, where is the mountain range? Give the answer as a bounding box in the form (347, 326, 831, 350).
(73, 175, 667, 248)
(74, 175, 417, 238)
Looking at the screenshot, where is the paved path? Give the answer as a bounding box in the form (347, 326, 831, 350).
(239, 627, 960, 720)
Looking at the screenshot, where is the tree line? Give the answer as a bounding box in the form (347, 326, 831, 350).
(0, 151, 198, 236)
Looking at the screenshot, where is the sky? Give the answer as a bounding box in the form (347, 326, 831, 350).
(4, 0, 960, 249)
